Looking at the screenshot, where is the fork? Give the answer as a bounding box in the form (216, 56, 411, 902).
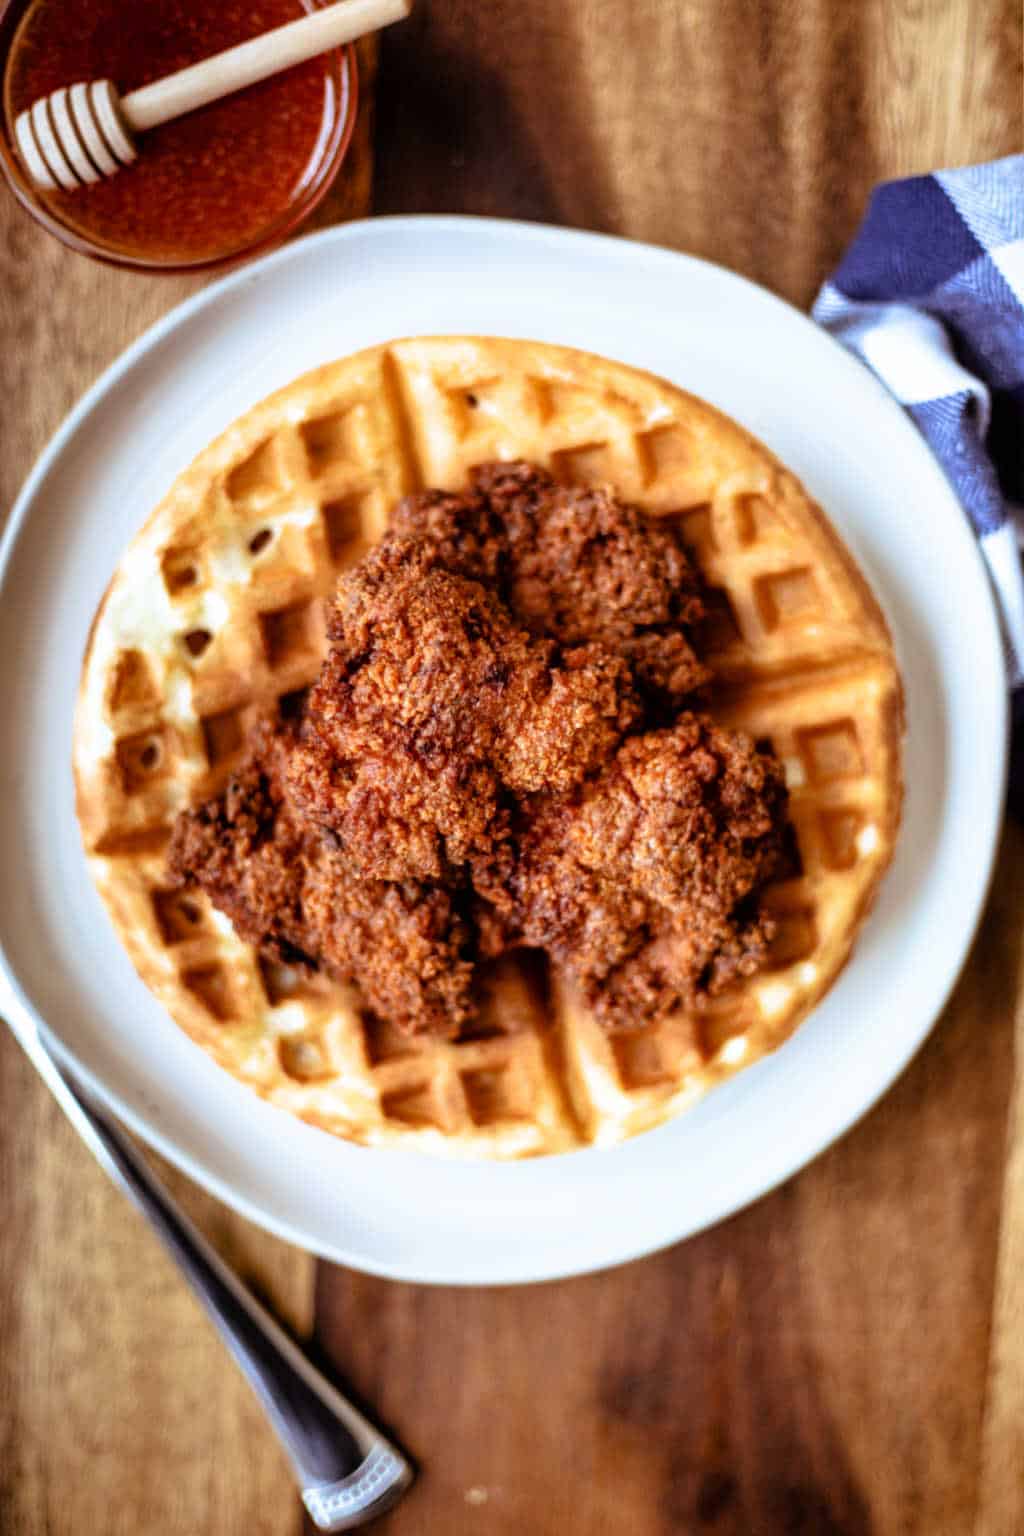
(3, 1003, 413, 1532)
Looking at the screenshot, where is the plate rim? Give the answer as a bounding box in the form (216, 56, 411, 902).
(0, 214, 1008, 1284)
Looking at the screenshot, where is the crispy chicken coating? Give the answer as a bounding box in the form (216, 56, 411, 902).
(286, 536, 639, 883)
(390, 461, 709, 708)
(167, 464, 791, 1038)
(167, 723, 475, 1036)
(474, 715, 788, 1028)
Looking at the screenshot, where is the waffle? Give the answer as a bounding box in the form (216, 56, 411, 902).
(73, 338, 903, 1157)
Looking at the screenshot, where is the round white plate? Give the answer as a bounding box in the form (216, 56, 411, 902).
(0, 217, 1006, 1284)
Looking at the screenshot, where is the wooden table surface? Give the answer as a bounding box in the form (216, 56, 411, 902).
(1, 5, 1022, 1534)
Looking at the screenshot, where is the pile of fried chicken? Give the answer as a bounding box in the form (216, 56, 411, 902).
(168, 463, 790, 1036)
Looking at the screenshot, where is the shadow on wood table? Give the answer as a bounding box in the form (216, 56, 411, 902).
(314, 817, 1024, 1535)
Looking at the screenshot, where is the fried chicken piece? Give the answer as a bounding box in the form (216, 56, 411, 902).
(390, 461, 710, 708)
(387, 483, 507, 586)
(287, 536, 639, 884)
(167, 464, 789, 1042)
(475, 714, 788, 1029)
(167, 722, 475, 1035)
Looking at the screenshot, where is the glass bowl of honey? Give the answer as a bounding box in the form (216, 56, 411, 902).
(0, 0, 357, 272)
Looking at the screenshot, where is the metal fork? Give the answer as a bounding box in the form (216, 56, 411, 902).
(4, 1003, 413, 1532)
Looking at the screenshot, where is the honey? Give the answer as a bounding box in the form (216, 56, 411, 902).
(1, 0, 353, 268)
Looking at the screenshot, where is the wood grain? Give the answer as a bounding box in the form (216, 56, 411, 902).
(2, 3, 1023, 1535)
(373, 0, 1021, 308)
(0, 37, 376, 1536)
(0, 1041, 312, 1536)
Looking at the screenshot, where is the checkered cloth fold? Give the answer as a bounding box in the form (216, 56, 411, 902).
(813, 156, 1024, 709)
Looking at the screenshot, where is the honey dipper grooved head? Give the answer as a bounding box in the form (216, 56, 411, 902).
(14, 80, 137, 192)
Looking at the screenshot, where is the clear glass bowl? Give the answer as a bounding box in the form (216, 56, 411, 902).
(0, 0, 357, 274)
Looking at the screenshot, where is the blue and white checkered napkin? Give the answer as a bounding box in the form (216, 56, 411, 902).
(813, 156, 1024, 708)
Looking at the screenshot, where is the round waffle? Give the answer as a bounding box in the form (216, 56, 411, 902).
(73, 337, 903, 1157)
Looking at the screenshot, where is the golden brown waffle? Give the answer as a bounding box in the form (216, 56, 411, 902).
(73, 338, 903, 1157)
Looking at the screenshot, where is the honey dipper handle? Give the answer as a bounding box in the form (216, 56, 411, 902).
(121, 0, 411, 134)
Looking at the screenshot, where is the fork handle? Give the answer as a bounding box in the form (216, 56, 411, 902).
(21, 1034, 411, 1531)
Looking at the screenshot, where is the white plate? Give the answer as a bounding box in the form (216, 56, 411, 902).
(0, 217, 1006, 1284)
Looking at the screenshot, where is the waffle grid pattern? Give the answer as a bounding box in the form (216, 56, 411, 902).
(74, 339, 903, 1157)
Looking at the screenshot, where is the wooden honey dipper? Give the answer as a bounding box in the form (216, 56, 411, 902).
(15, 0, 410, 192)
